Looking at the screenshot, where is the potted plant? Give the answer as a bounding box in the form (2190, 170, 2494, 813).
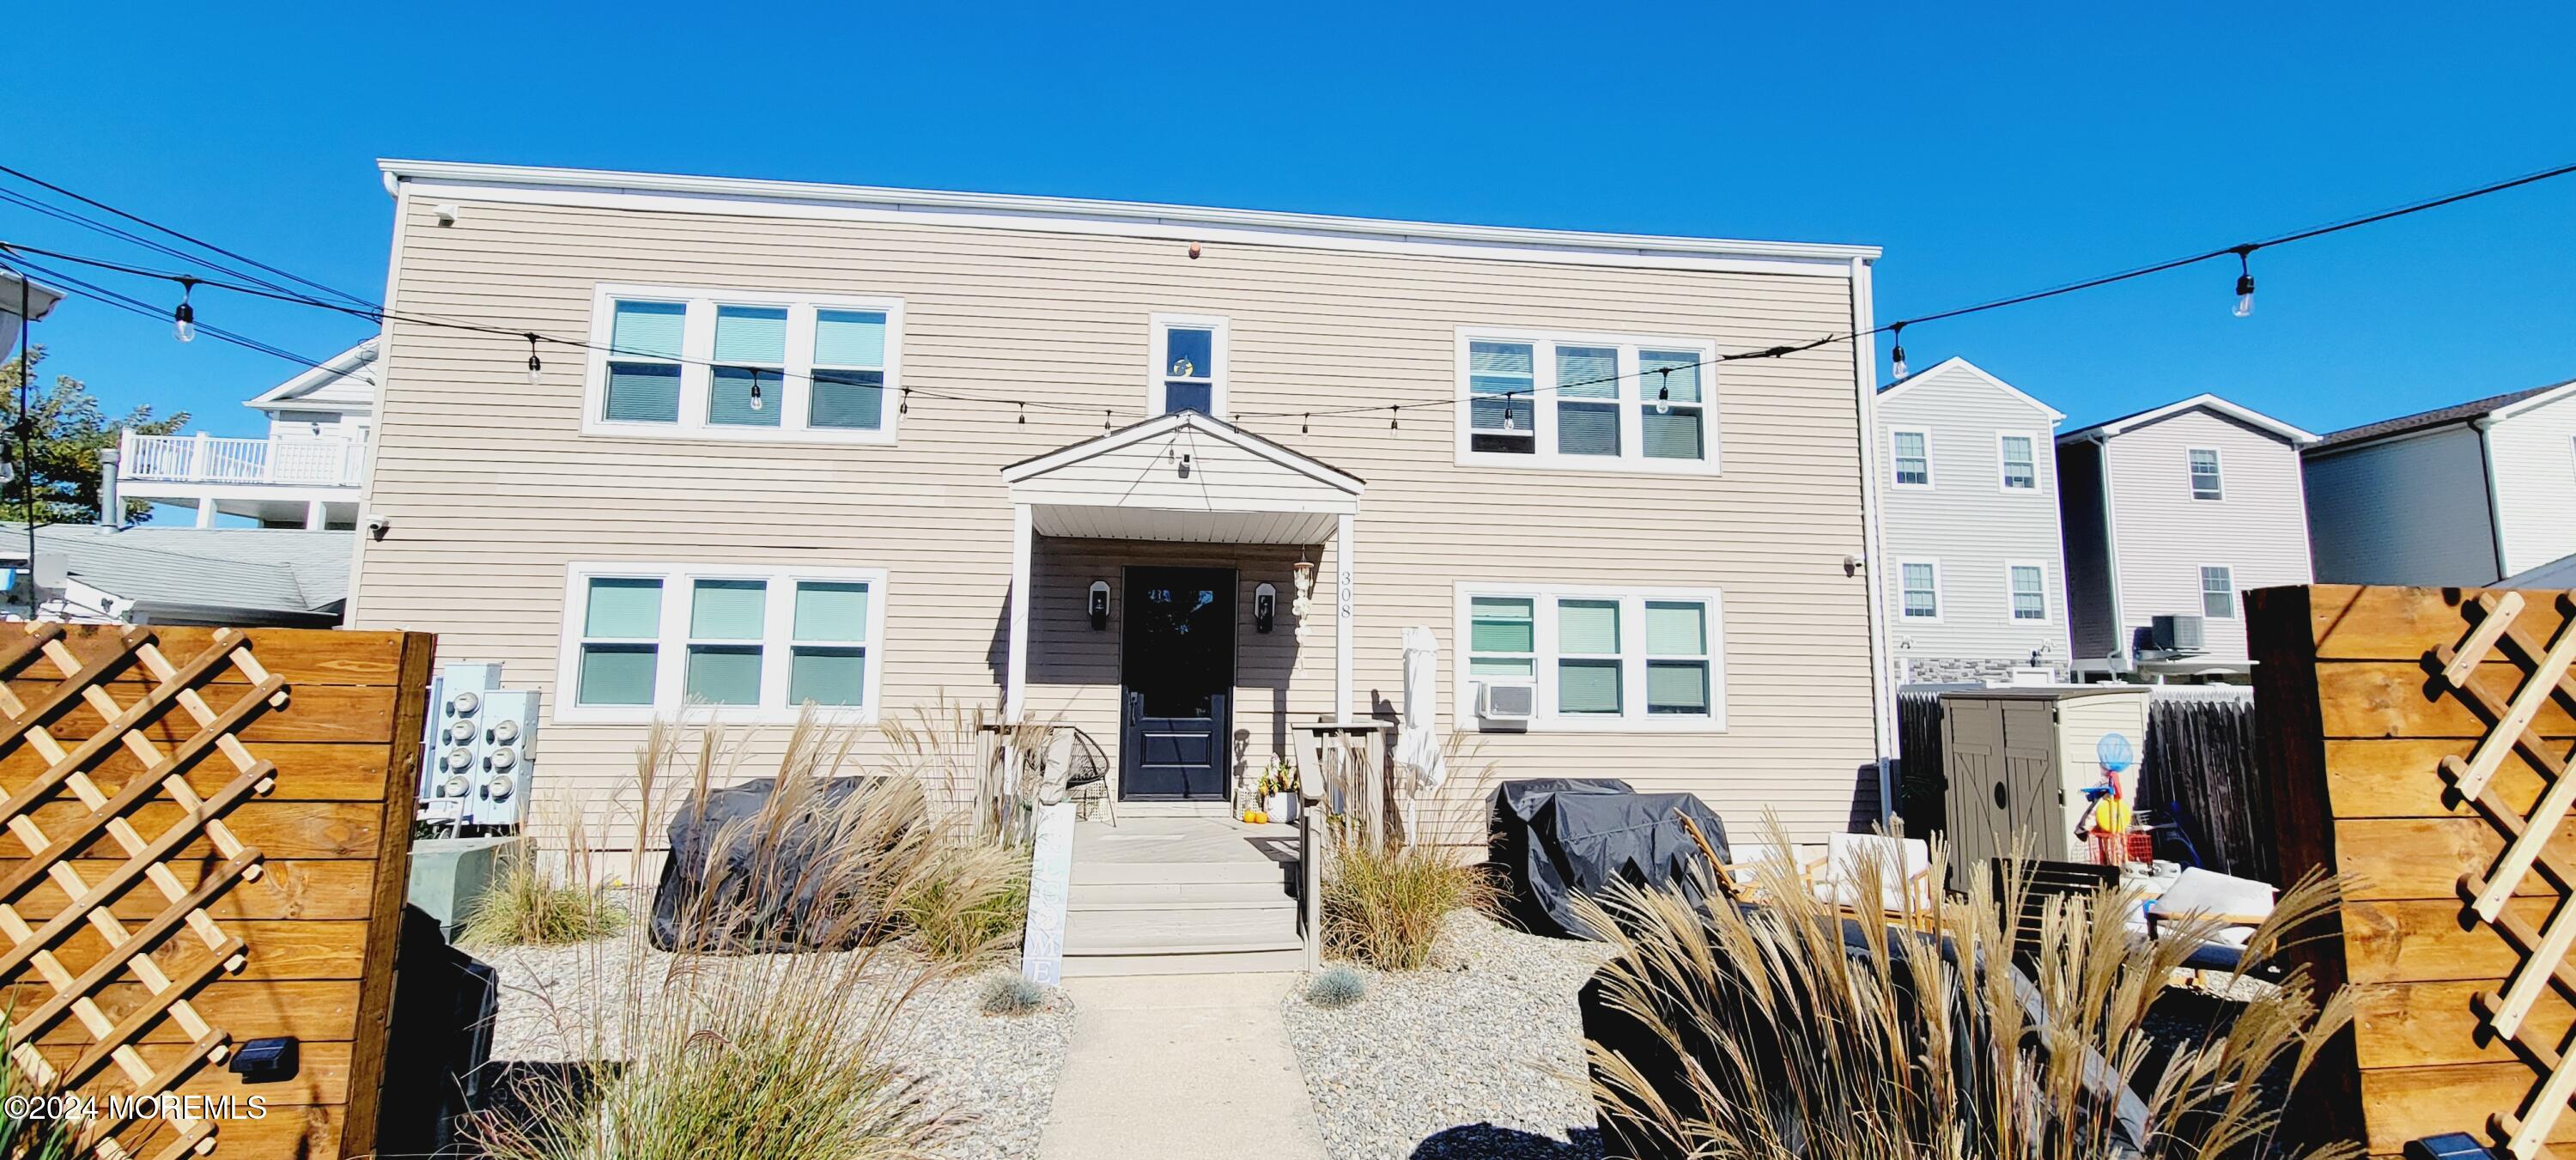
(1261, 758, 1300, 825)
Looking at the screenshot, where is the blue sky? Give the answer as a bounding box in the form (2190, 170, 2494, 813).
(7, 3, 2573, 439)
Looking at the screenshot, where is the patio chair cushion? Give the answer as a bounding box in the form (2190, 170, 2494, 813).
(1817, 834, 1934, 911)
(2148, 866, 2275, 924)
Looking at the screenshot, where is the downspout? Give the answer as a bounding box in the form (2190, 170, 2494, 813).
(2471, 416, 2509, 582)
(1848, 256, 1896, 823)
(2092, 433, 2130, 677)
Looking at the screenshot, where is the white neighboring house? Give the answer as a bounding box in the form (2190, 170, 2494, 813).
(1874, 357, 2072, 684)
(2055, 395, 2319, 681)
(2302, 380, 2576, 586)
(114, 340, 377, 528)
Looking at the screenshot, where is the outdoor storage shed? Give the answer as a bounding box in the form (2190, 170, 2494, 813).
(1940, 685, 2151, 882)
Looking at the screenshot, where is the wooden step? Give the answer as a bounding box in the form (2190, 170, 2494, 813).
(1068, 859, 1293, 887)
(1069, 878, 1296, 907)
(1061, 902, 1300, 957)
(1059, 944, 1307, 977)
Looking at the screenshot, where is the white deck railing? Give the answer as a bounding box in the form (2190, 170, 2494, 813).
(119, 431, 364, 488)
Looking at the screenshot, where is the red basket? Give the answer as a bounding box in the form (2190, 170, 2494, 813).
(2092, 831, 2154, 865)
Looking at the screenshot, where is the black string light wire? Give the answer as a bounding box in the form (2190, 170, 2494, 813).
(4, 157, 2573, 430)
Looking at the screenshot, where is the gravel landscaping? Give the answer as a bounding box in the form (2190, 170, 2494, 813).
(481, 938, 1074, 1160)
(1284, 911, 1612, 1160)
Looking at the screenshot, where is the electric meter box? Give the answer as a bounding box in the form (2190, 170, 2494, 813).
(1937, 685, 2151, 884)
(420, 663, 538, 829)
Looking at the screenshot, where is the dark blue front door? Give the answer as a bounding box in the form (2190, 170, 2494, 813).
(1121, 567, 1235, 800)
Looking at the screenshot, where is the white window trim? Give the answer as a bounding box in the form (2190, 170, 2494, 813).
(2187, 446, 2225, 501)
(1895, 557, 1943, 623)
(1451, 327, 1721, 475)
(1996, 430, 2042, 494)
(555, 562, 890, 726)
(1889, 427, 1935, 489)
(1146, 313, 1229, 418)
(581, 282, 906, 446)
(1453, 582, 1726, 732)
(2198, 563, 2239, 620)
(2003, 560, 2050, 625)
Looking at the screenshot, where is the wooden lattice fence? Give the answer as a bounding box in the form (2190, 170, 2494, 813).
(2255, 584, 2576, 1158)
(0, 624, 432, 1160)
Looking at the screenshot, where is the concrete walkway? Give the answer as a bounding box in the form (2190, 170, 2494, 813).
(1036, 972, 1329, 1160)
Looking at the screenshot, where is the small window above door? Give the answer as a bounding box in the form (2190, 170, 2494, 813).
(1151, 315, 1228, 417)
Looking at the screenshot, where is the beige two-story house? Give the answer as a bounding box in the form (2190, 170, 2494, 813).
(345, 161, 1894, 844)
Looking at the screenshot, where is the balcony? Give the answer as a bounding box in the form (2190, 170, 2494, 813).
(117, 432, 365, 528)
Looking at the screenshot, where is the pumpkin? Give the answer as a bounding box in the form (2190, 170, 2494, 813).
(1245, 809, 1269, 824)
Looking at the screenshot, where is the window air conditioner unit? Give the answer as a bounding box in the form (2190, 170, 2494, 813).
(2152, 614, 2206, 653)
(1475, 679, 1537, 726)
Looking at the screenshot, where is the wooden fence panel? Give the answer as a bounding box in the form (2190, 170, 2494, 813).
(2255, 583, 2576, 1158)
(0, 624, 430, 1160)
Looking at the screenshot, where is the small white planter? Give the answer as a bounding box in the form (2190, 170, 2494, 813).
(1265, 793, 1299, 824)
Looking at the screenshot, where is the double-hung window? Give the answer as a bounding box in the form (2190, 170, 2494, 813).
(1457, 585, 1725, 729)
(1457, 330, 1716, 471)
(2200, 566, 2236, 619)
(1150, 315, 1226, 416)
(586, 284, 902, 443)
(1891, 429, 1932, 488)
(559, 563, 886, 723)
(2007, 563, 2048, 622)
(2188, 447, 2224, 500)
(1899, 560, 1941, 621)
(1998, 434, 2038, 491)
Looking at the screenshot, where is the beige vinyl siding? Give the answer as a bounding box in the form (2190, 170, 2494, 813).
(1874, 364, 2070, 676)
(351, 192, 1879, 844)
(2488, 395, 2576, 577)
(2302, 426, 2500, 585)
(2100, 410, 2312, 665)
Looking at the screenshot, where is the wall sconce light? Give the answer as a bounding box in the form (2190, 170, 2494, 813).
(1254, 583, 1278, 634)
(1089, 581, 1110, 631)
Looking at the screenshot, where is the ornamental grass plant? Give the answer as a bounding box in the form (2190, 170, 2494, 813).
(466, 708, 1025, 1160)
(1575, 819, 2357, 1160)
(1322, 835, 1497, 971)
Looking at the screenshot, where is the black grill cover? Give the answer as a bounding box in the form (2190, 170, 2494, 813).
(1489, 779, 1728, 940)
(649, 776, 891, 953)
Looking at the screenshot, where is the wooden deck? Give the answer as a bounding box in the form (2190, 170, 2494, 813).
(1061, 818, 1303, 976)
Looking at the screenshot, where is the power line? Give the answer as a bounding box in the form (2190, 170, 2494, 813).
(0, 253, 349, 375)
(0, 186, 325, 304)
(0, 161, 381, 309)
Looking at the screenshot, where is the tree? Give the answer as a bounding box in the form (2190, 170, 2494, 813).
(0, 345, 189, 525)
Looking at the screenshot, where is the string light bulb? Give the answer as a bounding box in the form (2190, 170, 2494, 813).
(1655, 368, 1673, 416)
(172, 278, 197, 343)
(1389, 406, 1399, 430)
(2231, 246, 2257, 318)
(1018, 401, 1025, 424)
(1501, 393, 1520, 431)
(1888, 324, 1907, 380)
(898, 388, 910, 416)
(1302, 413, 1310, 436)
(747, 368, 764, 411)
(524, 333, 541, 383)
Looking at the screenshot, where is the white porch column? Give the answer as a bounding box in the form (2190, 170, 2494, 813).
(1334, 513, 1354, 721)
(194, 496, 216, 528)
(1005, 502, 1034, 724)
(304, 500, 327, 530)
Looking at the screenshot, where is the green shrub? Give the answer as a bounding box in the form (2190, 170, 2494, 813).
(1304, 964, 1368, 1009)
(898, 845, 1030, 964)
(977, 972, 1048, 1017)
(1321, 837, 1495, 971)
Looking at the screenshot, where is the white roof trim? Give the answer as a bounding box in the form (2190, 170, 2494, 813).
(378, 160, 1880, 269)
(0, 270, 64, 321)
(2489, 379, 2576, 422)
(1002, 410, 1364, 495)
(2057, 393, 2319, 446)
(245, 339, 380, 410)
(1878, 356, 2066, 421)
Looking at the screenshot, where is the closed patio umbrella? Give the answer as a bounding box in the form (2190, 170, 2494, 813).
(1397, 626, 1446, 794)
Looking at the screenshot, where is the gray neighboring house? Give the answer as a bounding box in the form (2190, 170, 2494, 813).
(1874, 357, 2072, 684)
(0, 525, 351, 626)
(2302, 380, 2576, 586)
(2055, 395, 2319, 681)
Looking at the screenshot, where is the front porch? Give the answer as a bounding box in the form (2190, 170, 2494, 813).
(999, 410, 1370, 812)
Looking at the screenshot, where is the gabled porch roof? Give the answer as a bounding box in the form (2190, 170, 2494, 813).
(1000, 410, 1364, 544)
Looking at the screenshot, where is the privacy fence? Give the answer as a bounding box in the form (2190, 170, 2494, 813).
(0, 624, 432, 1160)
(2254, 583, 2576, 1159)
